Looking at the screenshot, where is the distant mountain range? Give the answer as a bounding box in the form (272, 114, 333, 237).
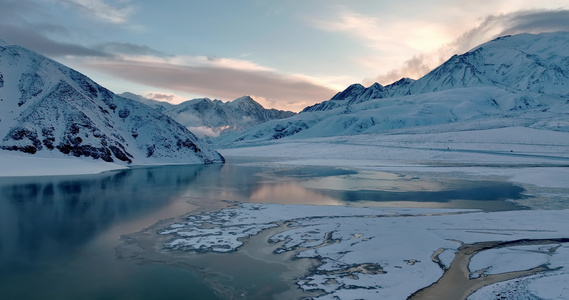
(120, 93, 295, 138)
(214, 32, 569, 147)
(0, 39, 224, 164)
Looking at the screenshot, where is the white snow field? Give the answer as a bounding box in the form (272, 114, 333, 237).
(219, 125, 569, 190)
(161, 203, 569, 299)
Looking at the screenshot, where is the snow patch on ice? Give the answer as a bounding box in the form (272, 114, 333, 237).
(161, 203, 569, 299)
(468, 270, 569, 300)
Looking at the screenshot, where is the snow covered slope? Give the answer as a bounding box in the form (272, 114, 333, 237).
(0, 40, 224, 166)
(305, 32, 569, 113)
(121, 93, 296, 138)
(407, 32, 569, 96)
(215, 32, 569, 147)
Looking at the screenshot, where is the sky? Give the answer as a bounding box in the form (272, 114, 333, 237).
(1, 0, 569, 112)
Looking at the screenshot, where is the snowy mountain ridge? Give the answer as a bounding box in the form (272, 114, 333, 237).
(121, 93, 296, 138)
(301, 78, 415, 113)
(303, 32, 569, 113)
(406, 32, 569, 96)
(214, 32, 569, 147)
(0, 40, 224, 165)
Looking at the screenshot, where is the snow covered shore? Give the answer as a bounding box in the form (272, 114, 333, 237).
(0, 151, 220, 177)
(0, 151, 126, 177)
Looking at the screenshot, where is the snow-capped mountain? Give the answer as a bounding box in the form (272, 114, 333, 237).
(215, 32, 569, 147)
(301, 78, 416, 113)
(406, 33, 569, 96)
(121, 93, 296, 138)
(0, 39, 224, 165)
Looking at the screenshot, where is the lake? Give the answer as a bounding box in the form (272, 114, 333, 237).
(0, 158, 529, 299)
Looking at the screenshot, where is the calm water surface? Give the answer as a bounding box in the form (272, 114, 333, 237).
(0, 158, 528, 299)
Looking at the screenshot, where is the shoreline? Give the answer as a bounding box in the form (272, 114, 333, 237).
(409, 238, 569, 300)
(0, 151, 226, 177)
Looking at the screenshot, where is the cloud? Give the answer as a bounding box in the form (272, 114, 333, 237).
(0, 0, 160, 58)
(370, 54, 444, 85)
(0, 23, 163, 58)
(370, 9, 569, 85)
(310, 5, 452, 55)
(165, 55, 274, 72)
(146, 93, 175, 102)
(312, 8, 379, 34)
(310, 7, 394, 51)
(95, 42, 167, 56)
(54, 0, 135, 24)
(0, 23, 109, 57)
(187, 126, 227, 138)
(451, 9, 569, 54)
(0, 0, 130, 57)
(0, 0, 42, 20)
(84, 57, 337, 112)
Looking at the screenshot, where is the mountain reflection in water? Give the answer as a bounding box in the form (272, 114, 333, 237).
(0, 165, 212, 273)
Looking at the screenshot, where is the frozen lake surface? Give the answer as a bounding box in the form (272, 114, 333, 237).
(0, 157, 567, 299)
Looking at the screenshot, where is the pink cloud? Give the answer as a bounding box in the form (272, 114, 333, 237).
(86, 59, 337, 111)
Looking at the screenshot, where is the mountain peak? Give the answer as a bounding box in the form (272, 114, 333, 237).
(387, 77, 415, 87)
(368, 82, 384, 89)
(301, 82, 390, 113)
(232, 95, 255, 103)
(228, 96, 261, 108)
(330, 84, 366, 101)
(0, 39, 8, 47)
